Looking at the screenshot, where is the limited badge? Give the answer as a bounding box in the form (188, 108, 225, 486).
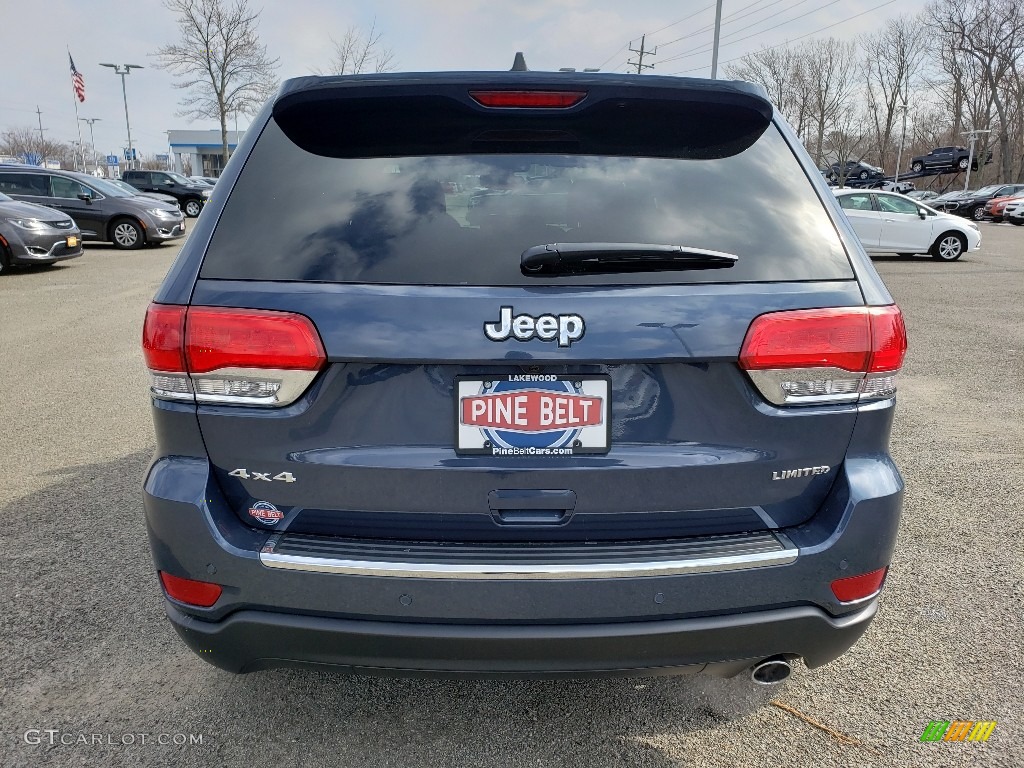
(248, 500, 284, 525)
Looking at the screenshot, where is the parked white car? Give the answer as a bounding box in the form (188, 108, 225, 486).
(834, 188, 981, 261)
(878, 180, 915, 193)
(1003, 198, 1024, 226)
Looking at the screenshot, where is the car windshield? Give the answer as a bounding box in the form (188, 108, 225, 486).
(974, 185, 1001, 195)
(108, 179, 144, 195)
(85, 177, 135, 198)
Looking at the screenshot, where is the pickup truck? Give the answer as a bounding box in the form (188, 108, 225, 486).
(121, 170, 211, 217)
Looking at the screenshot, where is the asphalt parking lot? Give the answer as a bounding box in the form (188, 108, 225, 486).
(1, 227, 1021, 767)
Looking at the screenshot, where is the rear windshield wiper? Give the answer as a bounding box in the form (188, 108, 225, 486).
(520, 243, 738, 276)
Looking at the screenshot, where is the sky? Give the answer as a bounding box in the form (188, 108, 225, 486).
(1, 0, 931, 158)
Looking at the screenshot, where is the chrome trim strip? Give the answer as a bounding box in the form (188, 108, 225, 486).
(834, 588, 883, 606)
(260, 545, 798, 580)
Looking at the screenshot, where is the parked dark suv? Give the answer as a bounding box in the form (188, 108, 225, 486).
(910, 146, 992, 174)
(143, 70, 907, 683)
(826, 160, 885, 182)
(122, 170, 211, 217)
(0, 166, 185, 249)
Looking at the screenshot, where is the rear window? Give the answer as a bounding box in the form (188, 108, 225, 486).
(202, 119, 852, 285)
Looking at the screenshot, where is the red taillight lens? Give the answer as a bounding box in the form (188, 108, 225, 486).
(143, 303, 187, 372)
(184, 307, 325, 374)
(739, 305, 907, 405)
(142, 304, 326, 406)
(739, 308, 872, 372)
(867, 305, 907, 373)
(831, 566, 888, 603)
(159, 571, 222, 607)
(469, 90, 587, 108)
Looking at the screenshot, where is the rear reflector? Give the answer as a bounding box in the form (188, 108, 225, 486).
(469, 90, 587, 108)
(159, 571, 222, 607)
(739, 305, 907, 405)
(831, 566, 888, 603)
(143, 303, 326, 407)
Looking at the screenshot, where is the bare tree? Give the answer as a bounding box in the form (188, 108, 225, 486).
(320, 20, 396, 75)
(801, 38, 859, 166)
(0, 127, 77, 168)
(729, 38, 857, 166)
(155, 0, 279, 165)
(860, 16, 929, 172)
(927, 0, 1024, 181)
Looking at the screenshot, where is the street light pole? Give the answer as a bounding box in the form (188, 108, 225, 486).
(78, 117, 101, 171)
(893, 103, 907, 187)
(99, 63, 143, 169)
(961, 129, 992, 192)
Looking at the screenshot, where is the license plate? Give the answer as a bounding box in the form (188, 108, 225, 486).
(456, 375, 610, 456)
(66, 236, 78, 247)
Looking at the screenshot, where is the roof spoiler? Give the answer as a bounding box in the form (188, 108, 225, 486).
(273, 74, 774, 160)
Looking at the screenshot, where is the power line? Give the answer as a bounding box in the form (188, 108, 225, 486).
(667, 0, 897, 75)
(647, 3, 718, 36)
(659, 0, 841, 67)
(595, 3, 717, 70)
(656, 0, 792, 49)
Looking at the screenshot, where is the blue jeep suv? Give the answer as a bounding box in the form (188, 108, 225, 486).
(142, 69, 906, 682)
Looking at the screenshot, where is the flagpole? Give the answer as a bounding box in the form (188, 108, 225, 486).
(68, 48, 86, 172)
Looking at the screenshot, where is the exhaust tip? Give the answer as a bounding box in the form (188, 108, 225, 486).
(751, 657, 792, 685)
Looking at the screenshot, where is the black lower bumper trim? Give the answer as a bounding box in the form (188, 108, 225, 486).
(166, 599, 877, 678)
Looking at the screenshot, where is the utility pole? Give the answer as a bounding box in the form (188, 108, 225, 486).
(628, 35, 657, 74)
(711, 0, 725, 79)
(35, 106, 47, 166)
(961, 128, 992, 192)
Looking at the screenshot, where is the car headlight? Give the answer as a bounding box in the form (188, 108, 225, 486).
(147, 208, 177, 219)
(201, 189, 212, 198)
(6, 217, 48, 230)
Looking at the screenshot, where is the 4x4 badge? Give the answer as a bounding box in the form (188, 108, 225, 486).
(484, 306, 585, 348)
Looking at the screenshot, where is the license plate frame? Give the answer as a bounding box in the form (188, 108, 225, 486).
(455, 374, 611, 456)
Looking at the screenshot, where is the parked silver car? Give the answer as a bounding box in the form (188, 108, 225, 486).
(0, 166, 184, 250)
(0, 191, 83, 273)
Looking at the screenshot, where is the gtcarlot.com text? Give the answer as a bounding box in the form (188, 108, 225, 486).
(24, 729, 205, 746)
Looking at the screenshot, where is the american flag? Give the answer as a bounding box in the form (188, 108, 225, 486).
(69, 54, 85, 103)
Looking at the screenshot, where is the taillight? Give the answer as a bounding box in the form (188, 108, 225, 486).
(159, 571, 223, 607)
(469, 90, 587, 108)
(830, 566, 888, 603)
(143, 304, 190, 399)
(739, 305, 907, 405)
(142, 303, 325, 407)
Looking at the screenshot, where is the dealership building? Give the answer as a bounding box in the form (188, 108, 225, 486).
(168, 130, 244, 178)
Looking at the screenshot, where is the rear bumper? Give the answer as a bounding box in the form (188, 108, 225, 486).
(166, 599, 877, 677)
(144, 399, 903, 677)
